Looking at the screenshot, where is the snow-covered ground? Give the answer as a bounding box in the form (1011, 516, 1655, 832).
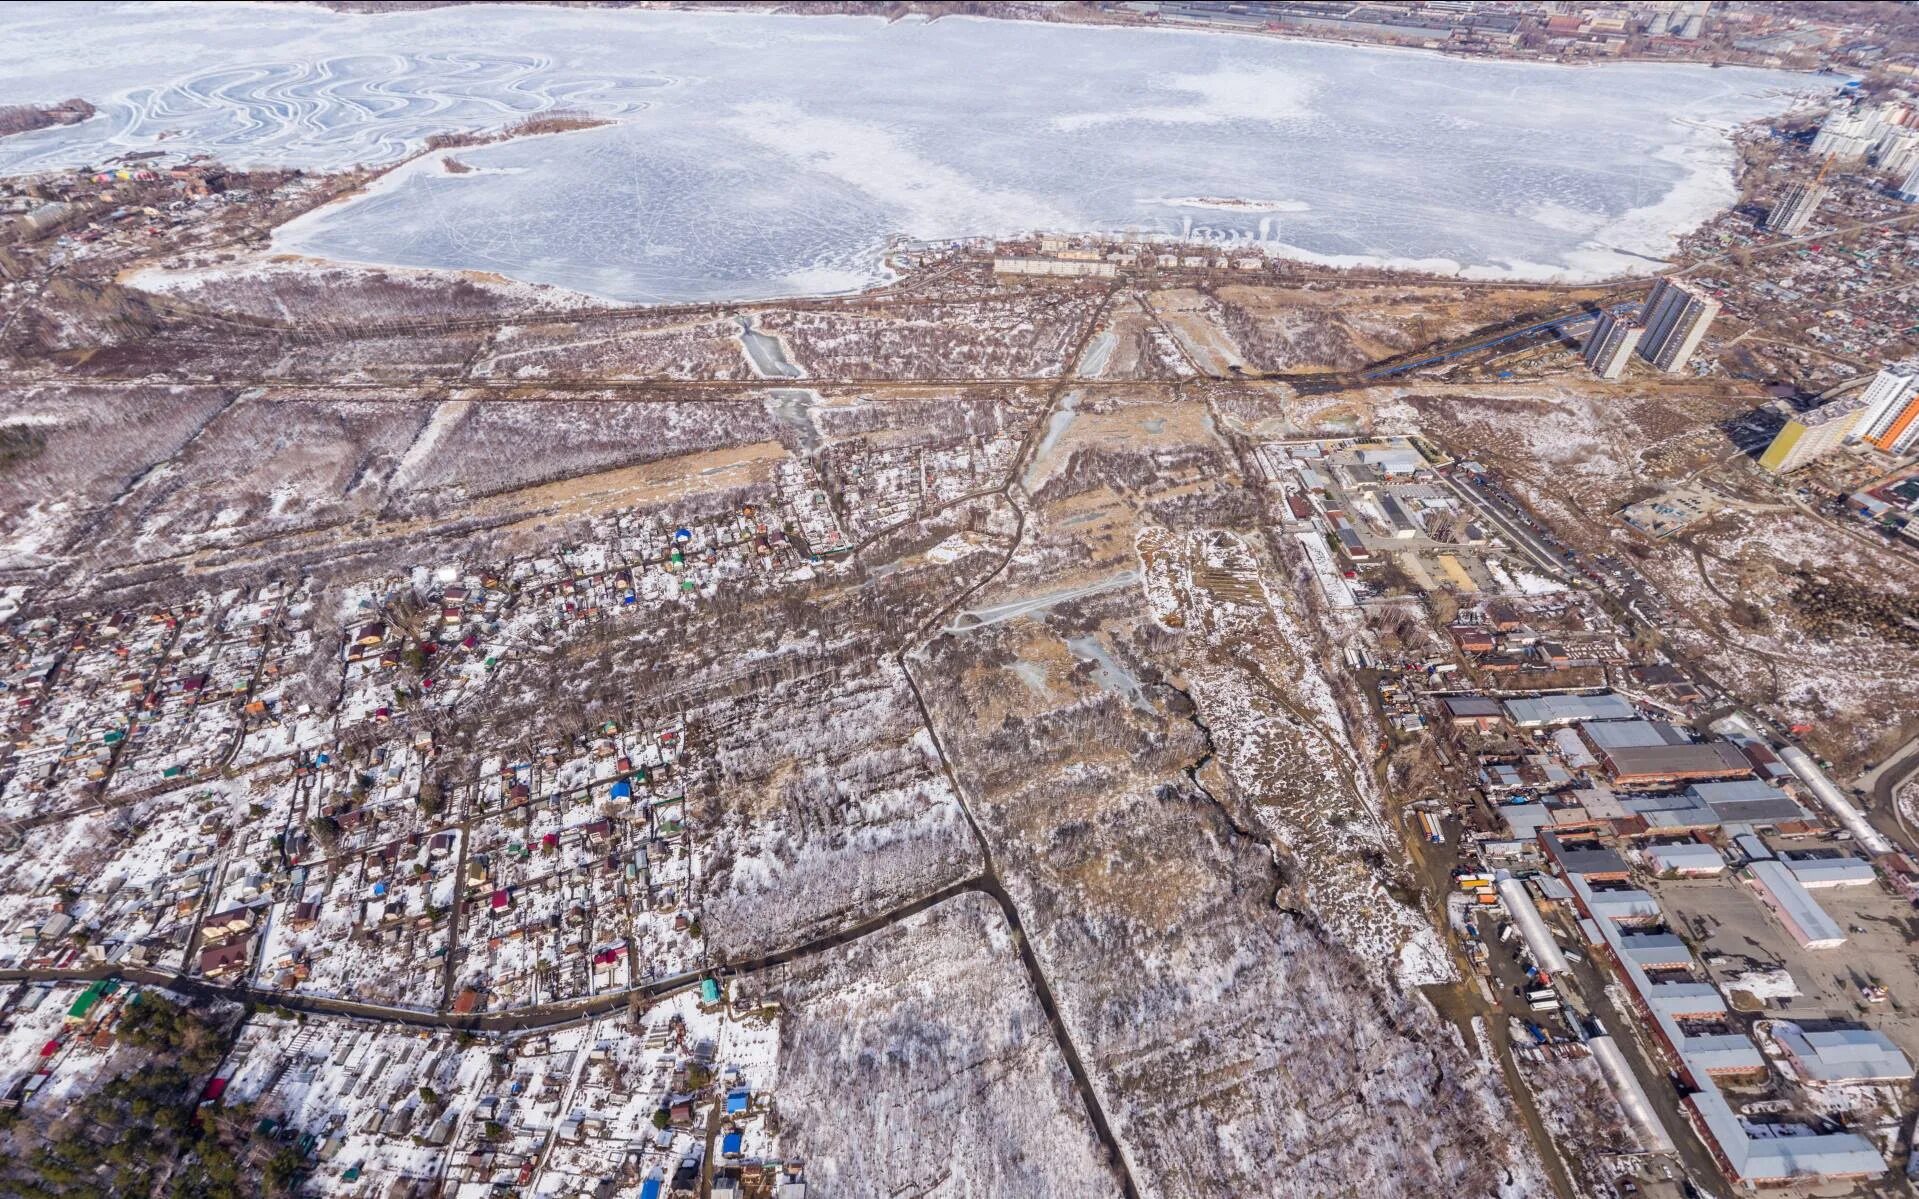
(767, 892, 1117, 1199)
(0, 7, 1814, 301)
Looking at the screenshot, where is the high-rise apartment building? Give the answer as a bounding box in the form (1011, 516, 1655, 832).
(1900, 162, 1919, 203)
(1812, 111, 1874, 161)
(1582, 310, 1643, 380)
(1875, 129, 1919, 178)
(1764, 183, 1826, 235)
(1636, 278, 1719, 374)
(1759, 396, 1870, 473)
(1854, 363, 1919, 455)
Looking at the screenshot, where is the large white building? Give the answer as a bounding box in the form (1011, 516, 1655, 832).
(1814, 101, 1918, 166)
(1901, 161, 1919, 203)
(1812, 111, 1875, 161)
(1763, 182, 1826, 235)
(1853, 362, 1919, 455)
(1581, 310, 1642, 379)
(1876, 128, 1919, 178)
(1637, 277, 1719, 374)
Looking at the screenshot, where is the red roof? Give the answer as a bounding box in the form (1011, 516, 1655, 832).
(202, 1077, 227, 1101)
(40, 1039, 60, 1057)
(490, 889, 510, 909)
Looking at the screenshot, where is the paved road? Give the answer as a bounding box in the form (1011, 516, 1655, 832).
(0, 879, 990, 1034)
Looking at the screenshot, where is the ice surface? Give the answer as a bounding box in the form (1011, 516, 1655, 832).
(0, 6, 1818, 301)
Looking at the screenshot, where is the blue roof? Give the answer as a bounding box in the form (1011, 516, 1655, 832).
(611, 780, 632, 798)
(722, 1131, 743, 1155)
(725, 1088, 749, 1113)
(640, 1180, 662, 1199)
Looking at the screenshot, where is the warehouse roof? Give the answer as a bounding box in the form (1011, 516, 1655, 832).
(1644, 980, 1726, 1019)
(1580, 719, 1690, 750)
(1646, 841, 1726, 874)
(1689, 1082, 1885, 1182)
(1584, 888, 1661, 922)
(1685, 779, 1806, 824)
(1779, 852, 1876, 888)
(1614, 931, 1693, 970)
(1541, 831, 1628, 877)
(1601, 742, 1753, 781)
(1679, 1031, 1766, 1074)
(1775, 1026, 1913, 1083)
(1504, 693, 1637, 727)
(1746, 859, 1847, 949)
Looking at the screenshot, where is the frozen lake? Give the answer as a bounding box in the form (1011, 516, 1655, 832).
(0, 4, 1820, 302)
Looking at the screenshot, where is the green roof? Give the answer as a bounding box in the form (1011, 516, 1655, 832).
(700, 978, 720, 1004)
(66, 982, 106, 1019)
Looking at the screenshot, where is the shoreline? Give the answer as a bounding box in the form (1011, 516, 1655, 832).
(6, 5, 1819, 309)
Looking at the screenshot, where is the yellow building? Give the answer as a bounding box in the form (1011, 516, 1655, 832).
(1758, 398, 1867, 473)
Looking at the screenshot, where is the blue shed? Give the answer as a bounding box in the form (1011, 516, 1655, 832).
(722, 1130, 743, 1158)
(725, 1088, 749, 1115)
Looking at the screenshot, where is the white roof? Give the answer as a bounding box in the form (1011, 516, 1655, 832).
(1504, 693, 1637, 727)
(1680, 1031, 1765, 1073)
(1690, 1081, 1885, 1182)
(1645, 981, 1727, 1019)
(1646, 841, 1725, 872)
(1781, 854, 1876, 887)
(1777, 1026, 1913, 1083)
(1747, 859, 1847, 948)
(1586, 888, 1661, 922)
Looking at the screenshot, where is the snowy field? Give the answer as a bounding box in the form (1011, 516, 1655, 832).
(0, 6, 1816, 301)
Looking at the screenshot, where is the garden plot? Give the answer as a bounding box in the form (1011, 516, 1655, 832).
(530, 993, 783, 1196)
(758, 292, 1105, 380)
(471, 313, 751, 380)
(220, 1012, 496, 1196)
(72, 787, 242, 971)
(255, 831, 459, 1010)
